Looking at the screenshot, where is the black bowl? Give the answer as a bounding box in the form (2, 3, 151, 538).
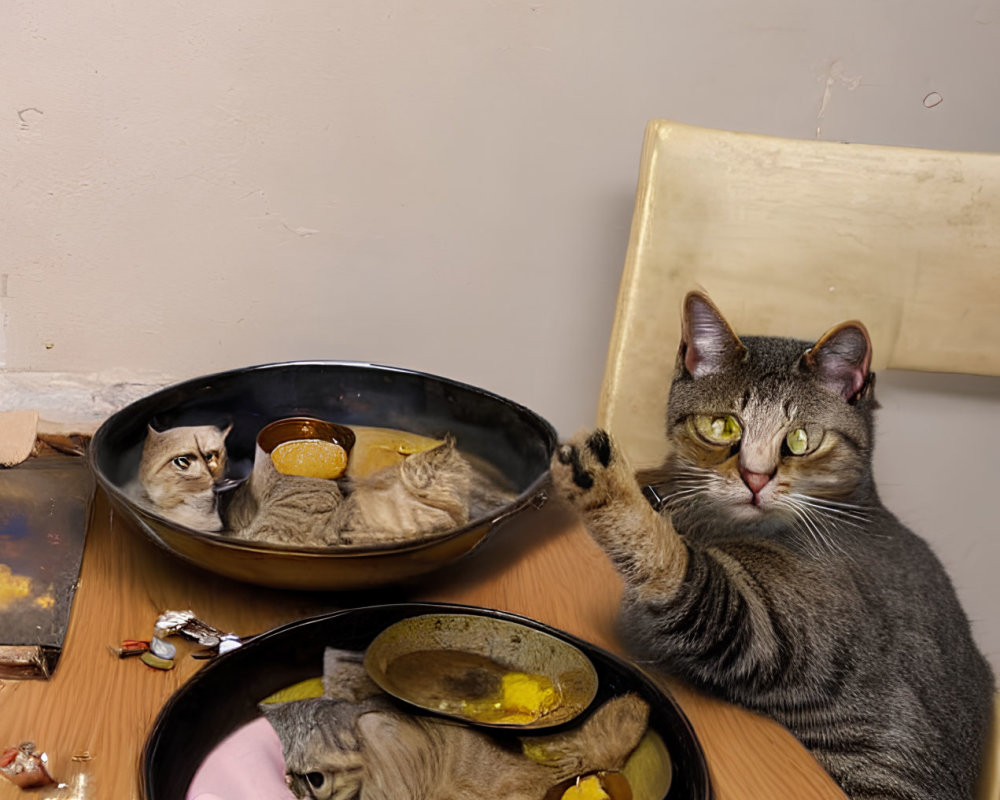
(141, 602, 713, 800)
(89, 361, 557, 590)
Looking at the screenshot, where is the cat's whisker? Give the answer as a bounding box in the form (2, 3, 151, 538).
(666, 463, 719, 480)
(787, 495, 848, 539)
(659, 485, 704, 497)
(655, 479, 706, 491)
(659, 486, 708, 510)
(794, 495, 870, 511)
(794, 508, 866, 532)
(788, 508, 833, 555)
(776, 495, 849, 558)
(788, 494, 871, 528)
(787, 491, 866, 512)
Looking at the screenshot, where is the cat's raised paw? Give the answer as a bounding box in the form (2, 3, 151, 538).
(551, 429, 634, 512)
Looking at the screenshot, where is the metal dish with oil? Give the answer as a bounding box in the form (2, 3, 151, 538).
(364, 612, 599, 730)
(88, 361, 556, 591)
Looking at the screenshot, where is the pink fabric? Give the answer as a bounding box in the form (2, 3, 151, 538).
(186, 717, 296, 800)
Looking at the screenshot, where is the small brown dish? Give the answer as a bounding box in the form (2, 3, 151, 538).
(257, 416, 356, 457)
(255, 416, 356, 479)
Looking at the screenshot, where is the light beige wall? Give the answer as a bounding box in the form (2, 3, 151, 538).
(2, 2, 996, 669)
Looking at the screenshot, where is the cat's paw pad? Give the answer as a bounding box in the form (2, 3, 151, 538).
(551, 429, 630, 510)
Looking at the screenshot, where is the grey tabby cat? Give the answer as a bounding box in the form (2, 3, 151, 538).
(551, 291, 994, 800)
(125, 423, 231, 531)
(261, 647, 650, 800)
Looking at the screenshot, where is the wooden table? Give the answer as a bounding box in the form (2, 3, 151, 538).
(0, 490, 846, 800)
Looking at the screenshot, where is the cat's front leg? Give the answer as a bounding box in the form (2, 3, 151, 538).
(551, 429, 687, 599)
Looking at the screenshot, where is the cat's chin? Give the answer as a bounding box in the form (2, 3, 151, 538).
(673, 501, 775, 544)
(706, 499, 789, 533)
(726, 502, 766, 520)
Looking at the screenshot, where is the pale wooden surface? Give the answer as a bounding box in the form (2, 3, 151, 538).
(599, 119, 1000, 468)
(0, 490, 846, 800)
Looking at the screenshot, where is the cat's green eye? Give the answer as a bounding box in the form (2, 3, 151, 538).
(786, 428, 809, 455)
(172, 455, 191, 470)
(693, 414, 742, 445)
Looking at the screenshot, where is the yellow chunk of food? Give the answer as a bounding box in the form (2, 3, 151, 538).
(500, 672, 560, 718)
(560, 775, 611, 800)
(271, 439, 348, 479)
(462, 671, 561, 725)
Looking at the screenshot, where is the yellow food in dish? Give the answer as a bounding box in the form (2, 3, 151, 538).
(560, 775, 611, 800)
(463, 671, 561, 724)
(260, 677, 324, 704)
(271, 439, 348, 479)
(346, 426, 444, 478)
(500, 672, 560, 718)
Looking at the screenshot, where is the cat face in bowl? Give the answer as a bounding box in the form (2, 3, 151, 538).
(129, 423, 232, 532)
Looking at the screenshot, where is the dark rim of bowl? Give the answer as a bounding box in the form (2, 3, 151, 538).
(88, 360, 558, 556)
(140, 601, 714, 800)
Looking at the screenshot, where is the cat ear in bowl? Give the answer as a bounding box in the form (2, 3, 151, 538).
(322, 648, 382, 702)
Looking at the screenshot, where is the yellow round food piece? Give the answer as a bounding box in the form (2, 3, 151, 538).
(271, 439, 348, 479)
(560, 775, 611, 800)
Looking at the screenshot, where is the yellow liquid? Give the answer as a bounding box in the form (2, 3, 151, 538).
(270, 439, 348, 479)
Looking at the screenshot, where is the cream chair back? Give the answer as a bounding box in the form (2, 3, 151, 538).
(598, 120, 1000, 469)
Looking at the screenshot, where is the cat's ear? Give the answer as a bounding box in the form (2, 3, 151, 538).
(258, 700, 301, 747)
(220, 423, 233, 440)
(679, 291, 747, 378)
(801, 321, 873, 402)
(322, 647, 380, 702)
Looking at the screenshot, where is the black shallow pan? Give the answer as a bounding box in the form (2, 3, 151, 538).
(89, 361, 557, 590)
(141, 602, 713, 800)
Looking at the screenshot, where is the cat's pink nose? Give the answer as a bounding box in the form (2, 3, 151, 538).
(739, 468, 772, 498)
